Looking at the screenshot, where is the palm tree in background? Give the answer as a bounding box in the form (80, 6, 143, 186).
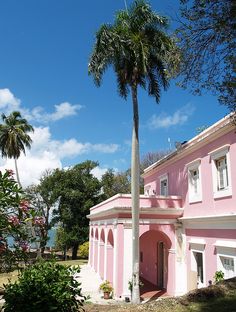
(89, 0, 179, 303)
(0, 111, 34, 187)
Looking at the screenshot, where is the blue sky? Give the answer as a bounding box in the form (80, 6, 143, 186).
(0, 0, 229, 186)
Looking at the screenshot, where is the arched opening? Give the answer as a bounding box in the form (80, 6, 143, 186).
(94, 228, 99, 272)
(99, 229, 105, 278)
(139, 230, 172, 297)
(106, 229, 114, 284)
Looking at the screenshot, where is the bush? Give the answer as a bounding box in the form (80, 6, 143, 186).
(78, 241, 89, 259)
(3, 261, 85, 312)
(214, 270, 224, 283)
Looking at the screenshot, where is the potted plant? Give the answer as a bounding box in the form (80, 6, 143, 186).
(99, 280, 113, 299)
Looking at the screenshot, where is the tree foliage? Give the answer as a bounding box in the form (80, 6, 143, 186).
(177, 0, 236, 111)
(0, 111, 34, 186)
(25, 171, 57, 255)
(101, 169, 131, 199)
(47, 161, 102, 259)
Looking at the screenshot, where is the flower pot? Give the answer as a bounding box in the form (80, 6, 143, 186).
(103, 292, 110, 299)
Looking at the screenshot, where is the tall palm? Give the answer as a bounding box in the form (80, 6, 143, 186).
(89, 0, 179, 303)
(0, 111, 34, 187)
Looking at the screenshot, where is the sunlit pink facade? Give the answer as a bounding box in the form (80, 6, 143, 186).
(88, 114, 236, 299)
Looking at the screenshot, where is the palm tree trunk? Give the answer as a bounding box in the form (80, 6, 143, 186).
(131, 84, 140, 304)
(14, 158, 22, 187)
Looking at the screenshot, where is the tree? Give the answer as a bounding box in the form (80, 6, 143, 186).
(51, 161, 102, 260)
(89, 0, 179, 303)
(101, 169, 131, 199)
(0, 169, 39, 272)
(140, 150, 171, 173)
(177, 0, 236, 111)
(25, 171, 57, 256)
(0, 111, 34, 186)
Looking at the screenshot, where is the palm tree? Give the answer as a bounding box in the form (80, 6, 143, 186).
(0, 111, 34, 187)
(89, 0, 179, 303)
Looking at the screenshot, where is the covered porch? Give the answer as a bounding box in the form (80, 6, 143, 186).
(87, 193, 184, 299)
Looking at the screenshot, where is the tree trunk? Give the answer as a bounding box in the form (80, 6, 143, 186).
(131, 84, 140, 304)
(72, 243, 79, 260)
(14, 158, 22, 187)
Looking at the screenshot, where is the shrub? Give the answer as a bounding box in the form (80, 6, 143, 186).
(3, 261, 85, 312)
(214, 270, 224, 283)
(78, 241, 89, 259)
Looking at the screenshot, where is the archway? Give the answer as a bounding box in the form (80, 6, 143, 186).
(106, 229, 114, 284)
(139, 230, 172, 291)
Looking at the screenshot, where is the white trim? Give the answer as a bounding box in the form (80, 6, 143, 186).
(208, 144, 230, 158)
(213, 240, 236, 248)
(189, 239, 206, 245)
(91, 218, 179, 226)
(88, 207, 184, 219)
(180, 214, 236, 229)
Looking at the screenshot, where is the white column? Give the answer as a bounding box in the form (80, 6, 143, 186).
(122, 224, 133, 299)
(175, 223, 187, 295)
(92, 226, 96, 269)
(113, 224, 118, 295)
(104, 226, 108, 280)
(88, 225, 92, 266)
(97, 227, 101, 276)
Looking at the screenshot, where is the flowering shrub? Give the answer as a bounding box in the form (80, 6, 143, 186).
(0, 169, 40, 272)
(3, 261, 85, 312)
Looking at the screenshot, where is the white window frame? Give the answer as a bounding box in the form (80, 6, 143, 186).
(187, 159, 202, 203)
(214, 241, 236, 280)
(209, 145, 232, 199)
(159, 174, 168, 196)
(189, 241, 206, 288)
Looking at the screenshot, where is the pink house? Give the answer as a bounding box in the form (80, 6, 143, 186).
(88, 113, 236, 299)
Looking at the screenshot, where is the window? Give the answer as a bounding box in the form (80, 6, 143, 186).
(144, 185, 151, 196)
(160, 174, 168, 196)
(209, 145, 232, 198)
(214, 241, 236, 280)
(221, 257, 235, 279)
(187, 160, 202, 203)
(216, 156, 228, 190)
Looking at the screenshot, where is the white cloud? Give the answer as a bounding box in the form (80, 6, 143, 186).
(0, 126, 119, 187)
(0, 88, 82, 123)
(148, 104, 195, 129)
(0, 88, 20, 112)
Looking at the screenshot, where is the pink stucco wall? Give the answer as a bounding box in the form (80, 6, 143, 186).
(186, 229, 236, 285)
(144, 129, 236, 217)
